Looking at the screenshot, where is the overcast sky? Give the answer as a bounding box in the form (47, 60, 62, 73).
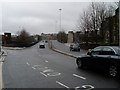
(0, 0, 119, 35)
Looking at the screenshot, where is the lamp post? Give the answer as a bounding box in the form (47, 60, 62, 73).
(59, 9, 62, 31)
(59, 8, 62, 42)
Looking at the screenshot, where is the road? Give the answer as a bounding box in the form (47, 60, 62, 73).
(2, 42, 120, 89)
(51, 40, 87, 57)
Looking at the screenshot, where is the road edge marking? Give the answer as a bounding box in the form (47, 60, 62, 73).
(32, 67, 36, 70)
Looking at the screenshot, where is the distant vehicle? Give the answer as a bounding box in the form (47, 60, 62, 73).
(39, 43, 45, 48)
(76, 46, 120, 78)
(70, 43, 80, 51)
(45, 40, 48, 43)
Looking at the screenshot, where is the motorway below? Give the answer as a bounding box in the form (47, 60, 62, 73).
(2, 42, 120, 89)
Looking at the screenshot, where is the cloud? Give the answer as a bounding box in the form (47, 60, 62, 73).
(2, 2, 117, 35)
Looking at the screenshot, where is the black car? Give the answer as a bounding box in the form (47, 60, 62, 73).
(39, 43, 45, 48)
(76, 46, 120, 77)
(70, 43, 80, 51)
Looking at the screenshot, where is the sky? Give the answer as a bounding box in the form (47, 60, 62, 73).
(0, 0, 119, 35)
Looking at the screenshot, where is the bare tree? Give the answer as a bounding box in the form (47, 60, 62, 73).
(77, 9, 92, 33)
(77, 2, 118, 44)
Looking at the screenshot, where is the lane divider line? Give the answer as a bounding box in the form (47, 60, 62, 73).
(56, 81, 70, 89)
(40, 72, 47, 77)
(73, 74, 86, 80)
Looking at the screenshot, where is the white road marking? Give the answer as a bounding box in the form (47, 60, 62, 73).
(75, 86, 81, 90)
(43, 69, 53, 73)
(26, 62, 30, 66)
(45, 60, 48, 63)
(32, 67, 36, 70)
(73, 74, 86, 80)
(82, 85, 94, 89)
(34, 65, 42, 67)
(47, 72, 61, 76)
(56, 81, 70, 89)
(40, 72, 47, 77)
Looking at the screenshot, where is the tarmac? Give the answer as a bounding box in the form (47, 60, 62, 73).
(0, 42, 85, 89)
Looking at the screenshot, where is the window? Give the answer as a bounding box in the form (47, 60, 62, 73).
(91, 47, 102, 55)
(102, 47, 115, 55)
(93, 47, 102, 52)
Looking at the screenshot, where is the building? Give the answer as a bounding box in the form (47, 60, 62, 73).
(2, 33, 11, 46)
(41, 33, 57, 40)
(100, 8, 119, 45)
(67, 31, 74, 43)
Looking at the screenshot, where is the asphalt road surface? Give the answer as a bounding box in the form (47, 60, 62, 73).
(51, 40, 87, 57)
(2, 42, 120, 89)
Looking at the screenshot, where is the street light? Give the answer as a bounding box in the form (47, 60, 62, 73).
(59, 8, 62, 31)
(59, 8, 62, 42)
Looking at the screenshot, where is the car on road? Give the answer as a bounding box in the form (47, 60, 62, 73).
(39, 43, 45, 48)
(76, 46, 120, 78)
(45, 40, 48, 43)
(70, 43, 80, 51)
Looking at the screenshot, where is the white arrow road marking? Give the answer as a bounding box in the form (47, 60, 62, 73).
(73, 74, 86, 80)
(56, 81, 70, 89)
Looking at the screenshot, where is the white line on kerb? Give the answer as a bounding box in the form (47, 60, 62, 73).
(40, 72, 47, 77)
(73, 74, 86, 80)
(56, 81, 70, 89)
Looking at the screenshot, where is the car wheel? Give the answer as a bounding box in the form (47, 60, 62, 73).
(108, 65, 118, 78)
(77, 60, 83, 69)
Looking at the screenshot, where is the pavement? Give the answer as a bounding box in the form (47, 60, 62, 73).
(0, 51, 5, 90)
(49, 40, 87, 58)
(0, 48, 9, 89)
